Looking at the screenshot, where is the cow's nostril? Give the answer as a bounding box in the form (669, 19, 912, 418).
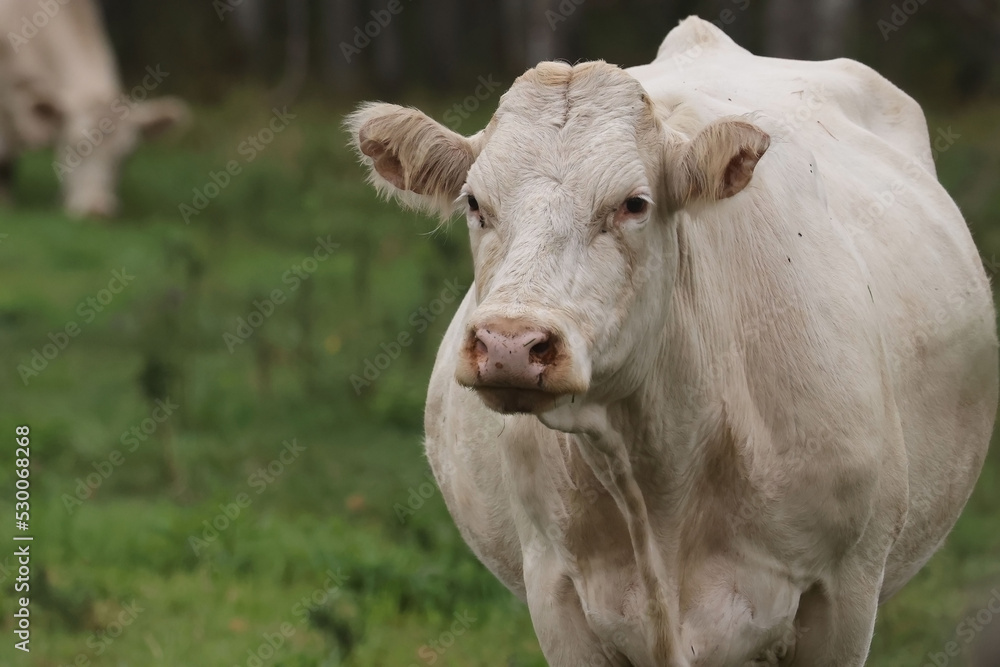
(475, 338, 488, 356)
(529, 339, 557, 364)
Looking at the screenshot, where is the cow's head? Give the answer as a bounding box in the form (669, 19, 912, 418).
(348, 61, 768, 415)
(55, 96, 189, 218)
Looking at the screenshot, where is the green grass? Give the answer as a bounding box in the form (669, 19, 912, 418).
(0, 91, 998, 666)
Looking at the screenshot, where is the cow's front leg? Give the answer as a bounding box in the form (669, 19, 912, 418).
(522, 552, 634, 667)
(785, 562, 883, 667)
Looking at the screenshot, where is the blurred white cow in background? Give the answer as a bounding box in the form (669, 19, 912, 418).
(0, 0, 188, 217)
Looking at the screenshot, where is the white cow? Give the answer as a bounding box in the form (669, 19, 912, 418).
(0, 0, 187, 217)
(348, 17, 998, 667)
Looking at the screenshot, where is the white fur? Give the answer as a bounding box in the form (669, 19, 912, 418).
(351, 17, 997, 667)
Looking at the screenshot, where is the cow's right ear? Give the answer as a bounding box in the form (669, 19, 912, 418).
(133, 97, 190, 139)
(345, 103, 483, 220)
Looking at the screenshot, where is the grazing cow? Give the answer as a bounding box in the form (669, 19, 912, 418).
(0, 0, 188, 217)
(348, 17, 997, 667)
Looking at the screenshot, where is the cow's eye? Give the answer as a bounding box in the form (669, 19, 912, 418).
(467, 195, 479, 211)
(608, 192, 652, 233)
(625, 197, 647, 214)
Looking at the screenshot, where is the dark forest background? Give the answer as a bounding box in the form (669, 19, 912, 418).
(100, 0, 1000, 106)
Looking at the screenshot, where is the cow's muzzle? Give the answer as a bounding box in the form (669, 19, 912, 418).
(455, 317, 589, 414)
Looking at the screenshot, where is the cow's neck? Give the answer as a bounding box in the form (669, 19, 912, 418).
(539, 401, 685, 664)
(646, 205, 774, 467)
(555, 210, 754, 468)
(540, 206, 754, 490)
(537, 209, 769, 654)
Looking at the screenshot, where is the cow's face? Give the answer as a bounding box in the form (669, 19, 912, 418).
(60, 97, 188, 218)
(349, 62, 768, 415)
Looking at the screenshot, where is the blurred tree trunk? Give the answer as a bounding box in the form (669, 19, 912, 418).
(231, 0, 269, 78)
(468, 1, 508, 83)
(322, 0, 360, 91)
(273, 0, 309, 103)
(422, 0, 460, 89)
(526, 0, 559, 65)
(371, 0, 404, 93)
(765, 0, 857, 60)
(501, 0, 527, 74)
(701, 0, 753, 49)
(814, 0, 857, 58)
(764, 0, 815, 58)
(940, 0, 1000, 97)
(232, 0, 267, 50)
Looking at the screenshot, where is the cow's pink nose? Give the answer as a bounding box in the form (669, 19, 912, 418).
(470, 323, 558, 388)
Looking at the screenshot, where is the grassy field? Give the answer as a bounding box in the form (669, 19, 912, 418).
(0, 90, 998, 666)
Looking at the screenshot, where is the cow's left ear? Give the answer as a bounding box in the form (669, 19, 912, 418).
(665, 118, 769, 206)
(132, 97, 190, 139)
